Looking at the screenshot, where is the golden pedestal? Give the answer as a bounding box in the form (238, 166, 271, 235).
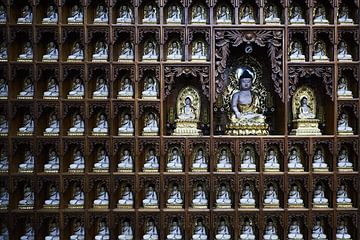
(17, 96, 33, 100)
(264, 168, 280, 172)
(18, 204, 34, 210)
(0, 60, 7, 63)
(337, 203, 352, 208)
(337, 167, 353, 172)
(117, 96, 133, 100)
(239, 203, 256, 208)
(290, 119, 322, 135)
(0, 170, 8, 173)
(143, 204, 158, 209)
(43, 96, 59, 100)
(43, 204, 59, 209)
(191, 168, 207, 172)
(68, 132, 84, 136)
(17, 59, 33, 62)
(42, 59, 58, 63)
(44, 169, 59, 173)
(0, 205, 8, 210)
(226, 122, 268, 135)
(43, 132, 59, 136)
(313, 167, 329, 172)
(92, 59, 108, 63)
(93, 169, 109, 173)
(92, 96, 108, 100)
(67, 95, 83, 99)
(289, 168, 304, 172)
(68, 169, 84, 173)
(166, 204, 182, 209)
(216, 203, 231, 209)
(288, 203, 304, 208)
(92, 132, 108, 136)
(93, 204, 108, 209)
(67, 59, 83, 63)
(264, 203, 279, 208)
(18, 169, 34, 173)
(0, 133, 8, 137)
(142, 131, 158, 136)
(192, 204, 207, 209)
(313, 203, 328, 208)
(118, 132, 134, 137)
(0, 96, 7, 99)
(17, 132, 33, 136)
(240, 168, 256, 172)
(337, 130, 353, 135)
(143, 169, 158, 173)
(117, 204, 133, 209)
(118, 169, 133, 173)
(216, 168, 232, 172)
(166, 168, 182, 173)
(68, 204, 84, 209)
(173, 119, 202, 136)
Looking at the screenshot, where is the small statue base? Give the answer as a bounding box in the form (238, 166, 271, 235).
(67, 59, 83, 62)
(44, 169, 59, 173)
(338, 95, 353, 99)
(43, 132, 59, 136)
(17, 96, 33, 100)
(290, 119, 322, 135)
(337, 203, 352, 208)
(42, 22, 57, 25)
(191, 168, 207, 172)
(337, 130, 353, 135)
(192, 204, 207, 209)
(191, 58, 207, 62)
(142, 58, 158, 62)
(117, 169, 132, 173)
(143, 204, 158, 209)
(264, 168, 280, 172)
(93, 204, 108, 209)
(313, 56, 329, 62)
(17, 132, 33, 136)
(288, 168, 304, 172)
(173, 120, 202, 136)
(166, 59, 182, 62)
(92, 132, 108, 136)
(313, 203, 328, 208)
(0, 205, 8, 210)
(240, 168, 256, 172)
(92, 96, 108, 100)
(118, 132, 134, 137)
(216, 168, 232, 172)
(18, 169, 34, 173)
(0, 96, 7, 99)
(288, 203, 304, 208)
(92, 59, 108, 62)
(240, 21, 256, 24)
(216, 203, 231, 209)
(338, 58, 353, 62)
(339, 21, 353, 25)
(142, 132, 158, 136)
(263, 203, 279, 208)
(0, 59, 7, 62)
(191, 21, 206, 25)
(239, 204, 256, 208)
(142, 20, 157, 24)
(166, 169, 182, 173)
(143, 169, 158, 173)
(17, 59, 33, 62)
(0, 170, 8, 173)
(166, 204, 182, 209)
(217, 20, 232, 24)
(337, 167, 353, 172)
(68, 169, 84, 173)
(290, 21, 305, 25)
(68, 22, 83, 25)
(0, 133, 8, 136)
(43, 96, 59, 100)
(314, 21, 329, 25)
(117, 204, 132, 209)
(67, 95, 83, 99)
(117, 96, 133, 100)
(265, 21, 281, 25)
(93, 169, 109, 173)
(118, 58, 134, 63)
(142, 96, 158, 100)
(313, 168, 329, 172)
(42, 59, 58, 63)
(18, 205, 34, 210)
(68, 204, 84, 209)
(336, 238, 352, 240)
(167, 20, 181, 24)
(289, 58, 306, 62)
(43, 204, 59, 209)
(226, 123, 269, 136)
(68, 132, 84, 136)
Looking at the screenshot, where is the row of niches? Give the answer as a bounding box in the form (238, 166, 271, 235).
(0, 138, 358, 173)
(4, 0, 360, 25)
(0, 213, 357, 240)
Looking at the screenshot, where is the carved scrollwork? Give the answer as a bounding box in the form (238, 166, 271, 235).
(88, 177, 110, 191)
(89, 102, 110, 116)
(189, 213, 210, 227)
(63, 65, 84, 81)
(114, 65, 135, 81)
(288, 28, 309, 43)
(239, 0, 260, 7)
(64, 214, 85, 227)
(164, 29, 185, 43)
(61, 0, 85, 6)
(288, 139, 309, 152)
(336, 213, 357, 226)
(164, 213, 184, 228)
(113, 213, 135, 225)
(12, 176, 35, 192)
(313, 29, 334, 44)
(287, 214, 307, 226)
(12, 103, 34, 119)
(188, 0, 210, 7)
(339, 65, 359, 81)
(213, 213, 234, 228)
(63, 102, 85, 115)
(213, 0, 236, 7)
(239, 175, 260, 190)
(113, 139, 134, 155)
(164, 139, 186, 153)
(139, 0, 159, 6)
(88, 28, 110, 43)
(37, 139, 60, 152)
(139, 66, 160, 82)
(138, 213, 160, 226)
(311, 213, 332, 225)
(188, 139, 210, 153)
(264, 212, 284, 226)
(114, 176, 134, 189)
(64, 140, 84, 153)
(88, 139, 109, 154)
(11, 66, 33, 81)
(337, 101, 358, 116)
(313, 139, 333, 152)
(313, 176, 332, 189)
(62, 28, 84, 43)
(337, 139, 358, 154)
(37, 176, 59, 193)
(164, 176, 184, 191)
(239, 139, 261, 152)
(264, 139, 284, 154)
(37, 102, 59, 116)
(338, 29, 359, 45)
(215, 30, 283, 101)
(139, 176, 160, 190)
(214, 175, 235, 189)
(114, 28, 135, 43)
(88, 213, 109, 227)
(10, 28, 31, 42)
(12, 139, 34, 153)
(63, 176, 84, 192)
(138, 102, 160, 115)
(114, 102, 134, 116)
(139, 139, 160, 153)
(188, 29, 210, 44)
(189, 176, 210, 187)
(139, 28, 160, 43)
(288, 176, 309, 191)
(214, 139, 236, 154)
(36, 28, 58, 43)
(37, 65, 59, 79)
(88, 65, 110, 82)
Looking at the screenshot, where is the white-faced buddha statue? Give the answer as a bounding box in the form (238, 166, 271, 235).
(68, 5, 83, 24)
(44, 149, 60, 172)
(312, 148, 328, 171)
(192, 185, 208, 207)
(43, 78, 59, 98)
(336, 220, 351, 239)
(19, 150, 35, 172)
(93, 5, 108, 24)
(93, 186, 109, 207)
(312, 220, 327, 240)
(313, 5, 328, 24)
(92, 41, 108, 61)
(143, 113, 159, 135)
(337, 113, 353, 134)
(42, 5, 58, 24)
(265, 4, 280, 24)
(42, 42, 59, 62)
(264, 185, 279, 207)
(0, 5, 6, 24)
(338, 5, 353, 24)
(118, 149, 133, 172)
(192, 41, 207, 61)
(44, 186, 60, 207)
(241, 149, 256, 171)
(166, 148, 183, 171)
(337, 148, 353, 170)
(118, 77, 134, 98)
(142, 77, 158, 98)
(143, 186, 158, 207)
(69, 149, 85, 172)
(45, 222, 60, 240)
(69, 186, 85, 207)
(192, 220, 207, 239)
(0, 42, 7, 61)
(0, 78, 7, 98)
(167, 5, 182, 24)
(118, 221, 133, 240)
(93, 149, 110, 171)
(20, 223, 35, 240)
(313, 185, 328, 207)
(288, 185, 304, 207)
(18, 77, 34, 97)
(216, 220, 231, 240)
(313, 41, 328, 61)
(216, 5, 231, 24)
(167, 185, 183, 206)
(337, 76, 353, 98)
(143, 220, 158, 240)
(264, 221, 278, 240)
(17, 5, 32, 24)
(95, 221, 110, 240)
(0, 187, 9, 208)
(167, 220, 182, 240)
(289, 41, 305, 61)
(240, 4, 256, 24)
(0, 115, 8, 135)
(167, 40, 182, 61)
(0, 150, 8, 172)
(288, 149, 304, 171)
(337, 185, 352, 207)
(288, 220, 303, 240)
(142, 41, 158, 61)
(18, 41, 33, 61)
(68, 78, 84, 98)
(143, 4, 157, 23)
(68, 42, 84, 61)
(290, 5, 305, 24)
(240, 184, 255, 207)
(338, 41, 352, 61)
(92, 114, 109, 134)
(192, 149, 207, 171)
(70, 221, 85, 239)
(217, 149, 232, 171)
(143, 149, 159, 171)
(191, 4, 207, 24)
(240, 220, 255, 240)
(117, 5, 133, 24)
(216, 184, 231, 207)
(118, 41, 134, 61)
(18, 185, 34, 208)
(44, 114, 60, 135)
(93, 78, 109, 98)
(265, 149, 280, 171)
(118, 185, 133, 207)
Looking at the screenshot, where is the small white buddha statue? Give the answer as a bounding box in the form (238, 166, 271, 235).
(338, 5, 353, 24)
(42, 42, 59, 62)
(19, 150, 35, 172)
(337, 77, 353, 98)
(240, 184, 255, 207)
(167, 220, 182, 240)
(118, 114, 134, 135)
(337, 185, 352, 206)
(69, 186, 85, 207)
(167, 185, 183, 206)
(313, 5, 328, 24)
(143, 113, 159, 135)
(337, 113, 353, 134)
(192, 185, 208, 207)
(20, 223, 35, 240)
(263, 221, 278, 240)
(289, 41, 305, 61)
(336, 220, 351, 239)
(290, 5, 305, 24)
(70, 221, 85, 239)
(240, 220, 255, 240)
(216, 184, 231, 207)
(298, 97, 316, 119)
(312, 148, 328, 171)
(143, 220, 158, 240)
(143, 4, 157, 23)
(216, 220, 231, 240)
(167, 148, 183, 171)
(216, 5, 231, 24)
(18, 185, 34, 208)
(118, 77, 134, 98)
(68, 42, 84, 61)
(17, 5, 32, 24)
(240, 5, 256, 24)
(265, 4, 280, 24)
(241, 149, 256, 171)
(118, 221, 133, 240)
(92, 41, 108, 61)
(0, 187, 9, 208)
(118, 149, 133, 171)
(18, 77, 34, 97)
(68, 78, 84, 98)
(0, 42, 8, 61)
(42, 5, 58, 24)
(192, 41, 207, 61)
(167, 41, 182, 61)
(0, 115, 8, 135)
(313, 42, 328, 61)
(44, 114, 60, 135)
(264, 149, 280, 171)
(313, 185, 328, 207)
(142, 76, 158, 98)
(264, 185, 279, 206)
(18, 114, 34, 134)
(93, 78, 109, 98)
(0, 5, 6, 24)
(93, 186, 109, 206)
(288, 149, 304, 171)
(192, 149, 208, 171)
(93, 5, 108, 24)
(44, 149, 60, 172)
(69, 114, 85, 134)
(338, 41, 352, 61)
(312, 220, 327, 240)
(93, 149, 110, 171)
(118, 185, 133, 206)
(167, 5, 182, 23)
(18, 41, 33, 61)
(143, 186, 158, 207)
(69, 150, 85, 171)
(191, 5, 207, 24)
(95, 221, 110, 240)
(43, 78, 59, 98)
(0, 150, 8, 172)
(117, 5, 133, 24)
(143, 149, 159, 171)
(288, 220, 303, 240)
(192, 220, 207, 239)
(44, 186, 60, 207)
(118, 41, 134, 61)
(217, 149, 232, 171)
(0, 225, 8, 240)
(288, 185, 304, 207)
(68, 5, 83, 24)
(0, 78, 7, 99)
(337, 148, 353, 170)
(93, 114, 108, 134)
(142, 41, 158, 60)
(45, 222, 60, 240)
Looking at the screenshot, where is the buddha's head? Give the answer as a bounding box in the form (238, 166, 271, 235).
(238, 70, 253, 91)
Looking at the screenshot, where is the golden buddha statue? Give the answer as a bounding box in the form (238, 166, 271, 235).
(290, 86, 322, 135)
(173, 86, 202, 136)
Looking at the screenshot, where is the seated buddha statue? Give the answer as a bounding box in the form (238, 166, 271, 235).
(264, 4, 280, 24)
(313, 185, 328, 207)
(216, 5, 231, 24)
(338, 5, 353, 24)
(167, 5, 182, 24)
(118, 185, 133, 207)
(42, 42, 59, 62)
(20, 223, 35, 240)
(337, 148, 353, 170)
(93, 149, 110, 171)
(337, 185, 352, 207)
(92, 41, 108, 61)
(18, 78, 34, 98)
(92, 114, 109, 134)
(312, 220, 327, 240)
(312, 148, 328, 171)
(216, 220, 231, 240)
(68, 42, 84, 61)
(142, 76, 158, 98)
(42, 5, 58, 24)
(0, 78, 8, 98)
(0, 187, 9, 209)
(298, 97, 315, 118)
(240, 149, 256, 171)
(69, 150, 85, 172)
(118, 77, 134, 98)
(143, 220, 158, 240)
(263, 221, 278, 240)
(191, 5, 206, 24)
(264, 185, 279, 207)
(192, 41, 207, 61)
(68, 5, 83, 24)
(143, 149, 159, 171)
(142, 41, 158, 61)
(143, 4, 157, 23)
(192, 220, 207, 239)
(313, 5, 328, 24)
(0, 225, 8, 239)
(117, 5, 133, 24)
(118, 42, 134, 61)
(45, 222, 60, 240)
(313, 41, 328, 61)
(118, 149, 133, 172)
(167, 41, 182, 61)
(192, 185, 208, 207)
(93, 5, 108, 24)
(217, 149, 232, 171)
(337, 77, 353, 98)
(17, 5, 32, 24)
(94, 221, 110, 240)
(0, 42, 7, 61)
(216, 184, 231, 207)
(68, 78, 84, 98)
(192, 149, 207, 171)
(93, 78, 109, 98)
(239, 4, 256, 24)
(70, 221, 85, 240)
(93, 186, 109, 207)
(18, 41, 33, 61)
(240, 220, 255, 240)
(118, 114, 134, 135)
(143, 113, 159, 135)
(288, 220, 303, 240)
(264, 149, 280, 171)
(289, 5, 305, 24)
(240, 184, 255, 207)
(18, 185, 34, 208)
(288, 149, 304, 171)
(166, 148, 183, 171)
(337, 113, 353, 134)
(167, 185, 183, 206)
(142, 186, 158, 207)
(44, 150, 60, 172)
(289, 41, 305, 62)
(118, 221, 133, 240)
(44, 114, 60, 135)
(288, 185, 304, 207)
(167, 220, 182, 240)
(0, 115, 8, 135)
(338, 41, 352, 61)
(0, 150, 8, 172)
(336, 221, 351, 239)
(44, 186, 60, 207)
(19, 150, 35, 172)
(69, 186, 85, 207)
(0, 5, 6, 24)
